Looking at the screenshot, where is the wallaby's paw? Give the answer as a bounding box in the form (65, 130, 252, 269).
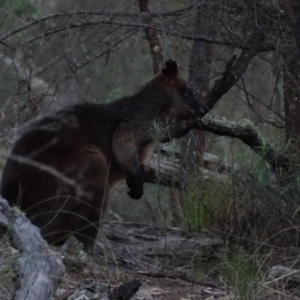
(126, 175, 144, 200)
(127, 188, 143, 200)
(126, 176, 134, 189)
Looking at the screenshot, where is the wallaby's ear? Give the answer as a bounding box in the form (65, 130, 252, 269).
(161, 59, 178, 78)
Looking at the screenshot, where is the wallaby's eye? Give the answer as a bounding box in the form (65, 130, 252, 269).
(179, 86, 193, 100)
(183, 89, 192, 97)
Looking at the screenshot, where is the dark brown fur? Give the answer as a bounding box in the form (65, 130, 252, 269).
(0, 60, 202, 252)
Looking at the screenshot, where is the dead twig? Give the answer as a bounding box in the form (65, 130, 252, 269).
(136, 271, 222, 289)
(10, 19, 275, 53)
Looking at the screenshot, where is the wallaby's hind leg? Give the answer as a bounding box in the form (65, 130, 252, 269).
(74, 220, 98, 253)
(73, 186, 108, 253)
(13, 187, 77, 248)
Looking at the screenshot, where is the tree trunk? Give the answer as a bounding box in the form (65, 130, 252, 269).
(171, 4, 217, 226)
(138, 0, 164, 74)
(280, 0, 300, 152)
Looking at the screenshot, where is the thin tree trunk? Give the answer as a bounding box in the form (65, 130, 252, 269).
(172, 5, 217, 226)
(280, 0, 300, 152)
(138, 0, 164, 74)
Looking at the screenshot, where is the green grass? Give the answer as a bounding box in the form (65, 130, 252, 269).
(182, 177, 231, 232)
(220, 250, 262, 300)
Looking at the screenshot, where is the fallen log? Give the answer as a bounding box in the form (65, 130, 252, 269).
(0, 196, 65, 300)
(146, 145, 232, 187)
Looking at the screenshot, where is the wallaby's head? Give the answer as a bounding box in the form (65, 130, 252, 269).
(157, 59, 204, 120)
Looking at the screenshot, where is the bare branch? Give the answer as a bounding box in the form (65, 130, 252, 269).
(1, 18, 275, 53)
(0, 4, 204, 42)
(198, 116, 290, 173)
(196, 27, 266, 115)
(159, 115, 289, 175)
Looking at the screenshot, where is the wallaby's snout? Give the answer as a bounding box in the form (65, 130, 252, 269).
(187, 88, 204, 119)
(176, 85, 204, 120)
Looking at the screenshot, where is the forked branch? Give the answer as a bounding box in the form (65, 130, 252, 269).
(200, 29, 265, 115)
(155, 27, 290, 179)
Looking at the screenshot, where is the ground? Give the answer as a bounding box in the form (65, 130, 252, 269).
(2, 220, 300, 300)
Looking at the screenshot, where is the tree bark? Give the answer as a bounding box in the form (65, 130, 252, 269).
(280, 0, 300, 152)
(138, 0, 164, 74)
(171, 5, 217, 225)
(186, 7, 215, 162)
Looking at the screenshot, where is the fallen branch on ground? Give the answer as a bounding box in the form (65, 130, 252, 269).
(0, 196, 65, 300)
(146, 145, 232, 187)
(136, 271, 222, 289)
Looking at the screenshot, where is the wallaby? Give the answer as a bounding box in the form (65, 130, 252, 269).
(0, 59, 203, 252)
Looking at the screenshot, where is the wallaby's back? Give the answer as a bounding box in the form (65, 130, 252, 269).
(1, 103, 122, 251)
